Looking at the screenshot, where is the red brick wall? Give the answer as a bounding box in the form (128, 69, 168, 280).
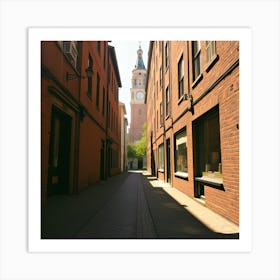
(41, 41, 122, 205)
(146, 41, 239, 225)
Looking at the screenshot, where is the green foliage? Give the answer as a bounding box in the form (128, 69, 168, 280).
(127, 143, 137, 158)
(127, 123, 147, 158)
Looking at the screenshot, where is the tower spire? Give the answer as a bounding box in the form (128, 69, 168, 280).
(135, 42, 145, 70)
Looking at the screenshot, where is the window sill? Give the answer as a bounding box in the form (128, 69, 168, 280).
(195, 176, 224, 191)
(205, 54, 219, 73)
(191, 73, 203, 89)
(165, 114, 170, 120)
(158, 168, 164, 173)
(174, 171, 188, 180)
(177, 94, 185, 105)
(194, 197, 206, 205)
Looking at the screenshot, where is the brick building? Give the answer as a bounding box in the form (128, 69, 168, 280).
(128, 44, 147, 169)
(145, 41, 239, 225)
(119, 102, 128, 172)
(41, 41, 122, 206)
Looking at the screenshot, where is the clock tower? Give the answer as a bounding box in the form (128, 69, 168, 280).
(129, 44, 147, 144)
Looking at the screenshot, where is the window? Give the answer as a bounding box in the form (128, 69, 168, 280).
(87, 54, 93, 98)
(160, 66, 163, 88)
(192, 41, 201, 81)
(156, 110, 158, 130)
(178, 55, 184, 99)
(193, 106, 221, 176)
(62, 41, 78, 68)
(102, 87, 105, 115)
(158, 143, 164, 170)
(96, 73, 100, 108)
(97, 41, 101, 55)
(160, 102, 163, 126)
(103, 44, 106, 68)
(165, 86, 170, 117)
(193, 106, 222, 198)
(165, 42, 169, 69)
(108, 102, 110, 127)
(174, 129, 188, 175)
(206, 41, 216, 63)
(138, 109, 142, 115)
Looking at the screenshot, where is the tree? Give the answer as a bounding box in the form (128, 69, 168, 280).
(127, 143, 137, 158)
(127, 123, 147, 159)
(135, 122, 147, 157)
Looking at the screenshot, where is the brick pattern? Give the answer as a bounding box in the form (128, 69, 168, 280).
(146, 41, 239, 225)
(41, 41, 122, 205)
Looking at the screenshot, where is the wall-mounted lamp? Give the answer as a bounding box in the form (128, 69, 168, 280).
(66, 66, 94, 81)
(185, 92, 193, 111)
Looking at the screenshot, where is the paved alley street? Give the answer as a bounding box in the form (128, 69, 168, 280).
(41, 171, 239, 239)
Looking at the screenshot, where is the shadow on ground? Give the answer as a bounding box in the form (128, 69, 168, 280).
(41, 171, 239, 239)
(141, 172, 239, 239)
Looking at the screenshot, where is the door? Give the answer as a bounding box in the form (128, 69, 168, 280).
(166, 138, 171, 183)
(48, 106, 72, 196)
(100, 141, 105, 180)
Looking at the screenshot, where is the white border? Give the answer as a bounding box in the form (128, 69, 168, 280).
(1, 0, 279, 279)
(28, 27, 252, 253)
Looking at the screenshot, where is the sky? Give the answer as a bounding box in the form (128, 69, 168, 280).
(110, 41, 150, 129)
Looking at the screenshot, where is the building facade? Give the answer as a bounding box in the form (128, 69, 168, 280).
(145, 41, 239, 225)
(119, 102, 128, 172)
(41, 41, 122, 206)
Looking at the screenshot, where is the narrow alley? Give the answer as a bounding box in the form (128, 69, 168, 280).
(41, 171, 239, 239)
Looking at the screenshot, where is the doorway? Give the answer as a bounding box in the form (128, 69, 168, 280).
(47, 106, 72, 196)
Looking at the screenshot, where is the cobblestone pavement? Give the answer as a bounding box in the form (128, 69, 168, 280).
(41, 171, 239, 239)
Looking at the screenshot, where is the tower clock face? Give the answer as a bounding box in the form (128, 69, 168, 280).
(136, 91, 144, 100)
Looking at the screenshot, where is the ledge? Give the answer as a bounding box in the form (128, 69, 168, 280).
(205, 54, 219, 72)
(195, 176, 224, 191)
(174, 171, 188, 180)
(158, 168, 164, 173)
(177, 94, 185, 105)
(191, 73, 203, 89)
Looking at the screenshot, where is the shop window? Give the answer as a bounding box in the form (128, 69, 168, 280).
(158, 143, 164, 171)
(174, 128, 188, 178)
(193, 106, 222, 198)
